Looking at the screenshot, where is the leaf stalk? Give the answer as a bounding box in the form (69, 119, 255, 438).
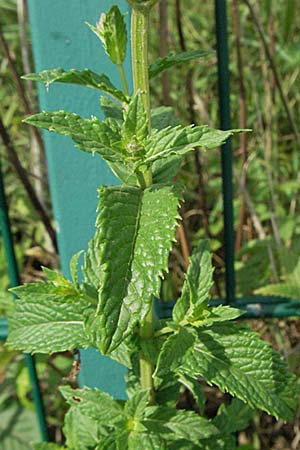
(117, 63, 129, 96)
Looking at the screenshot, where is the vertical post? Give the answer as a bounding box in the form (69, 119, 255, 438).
(0, 159, 48, 441)
(215, 0, 236, 304)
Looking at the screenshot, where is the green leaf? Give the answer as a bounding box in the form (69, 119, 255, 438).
(144, 125, 244, 166)
(186, 305, 245, 330)
(167, 440, 196, 450)
(128, 432, 167, 450)
(87, 6, 127, 65)
(94, 184, 181, 353)
(143, 406, 218, 444)
(107, 160, 138, 185)
(7, 281, 90, 353)
(125, 389, 150, 420)
(70, 250, 83, 290)
(101, 97, 123, 121)
(42, 266, 71, 287)
(23, 111, 124, 164)
(154, 327, 195, 388)
(178, 323, 296, 420)
(152, 154, 183, 183)
(22, 68, 127, 103)
(173, 240, 214, 323)
(109, 339, 135, 368)
(82, 232, 102, 293)
(213, 398, 253, 434)
(34, 444, 65, 450)
(255, 282, 300, 299)
(255, 257, 300, 299)
(197, 435, 237, 450)
(121, 93, 148, 144)
(96, 435, 117, 450)
(179, 374, 206, 414)
(155, 376, 181, 407)
(149, 50, 213, 79)
(60, 386, 125, 426)
(64, 407, 102, 450)
(199, 305, 244, 324)
(0, 405, 40, 450)
(151, 106, 180, 130)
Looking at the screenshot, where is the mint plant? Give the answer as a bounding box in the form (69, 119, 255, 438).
(7, 2, 296, 449)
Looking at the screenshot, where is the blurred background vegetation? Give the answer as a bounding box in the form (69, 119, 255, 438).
(0, 0, 300, 448)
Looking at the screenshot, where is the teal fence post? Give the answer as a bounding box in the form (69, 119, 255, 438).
(215, 0, 236, 304)
(26, 0, 131, 398)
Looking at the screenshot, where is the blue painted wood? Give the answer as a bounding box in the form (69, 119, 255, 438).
(27, 0, 131, 398)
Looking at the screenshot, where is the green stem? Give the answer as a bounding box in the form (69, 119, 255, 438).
(131, 5, 151, 131)
(131, 2, 154, 399)
(140, 303, 154, 396)
(117, 63, 129, 96)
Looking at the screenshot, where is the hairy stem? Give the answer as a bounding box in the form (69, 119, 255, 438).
(131, 6, 151, 124)
(131, 2, 154, 398)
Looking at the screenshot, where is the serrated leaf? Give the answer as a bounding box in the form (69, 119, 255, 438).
(144, 125, 245, 166)
(64, 407, 102, 450)
(107, 160, 138, 185)
(128, 431, 167, 450)
(24, 111, 124, 164)
(213, 398, 253, 434)
(7, 281, 90, 353)
(110, 339, 136, 368)
(201, 305, 244, 323)
(94, 184, 181, 353)
(87, 6, 127, 65)
(149, 50, 213, 79)
(189, 305, 245, 330)
(125, 389, 150, 420)
(173, 240, 214, 323)
(178, 323, 296, 420)
(23, 68, 127, 103)
(70, 250, 83, 289)
(42, 266, 71, 287)
(179, 374, 206, 414)
(143, 406, 218, 444)
(121, 93, 148, 144)
(152, 154, 183, 183)
(255, 282, 300, 299)
(82, 232, 102, 293)
(154, 327, 195, 388)
(101, 97, 124, 121)
(155, 377, 181, 407)
(60, 386, 125, 426)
